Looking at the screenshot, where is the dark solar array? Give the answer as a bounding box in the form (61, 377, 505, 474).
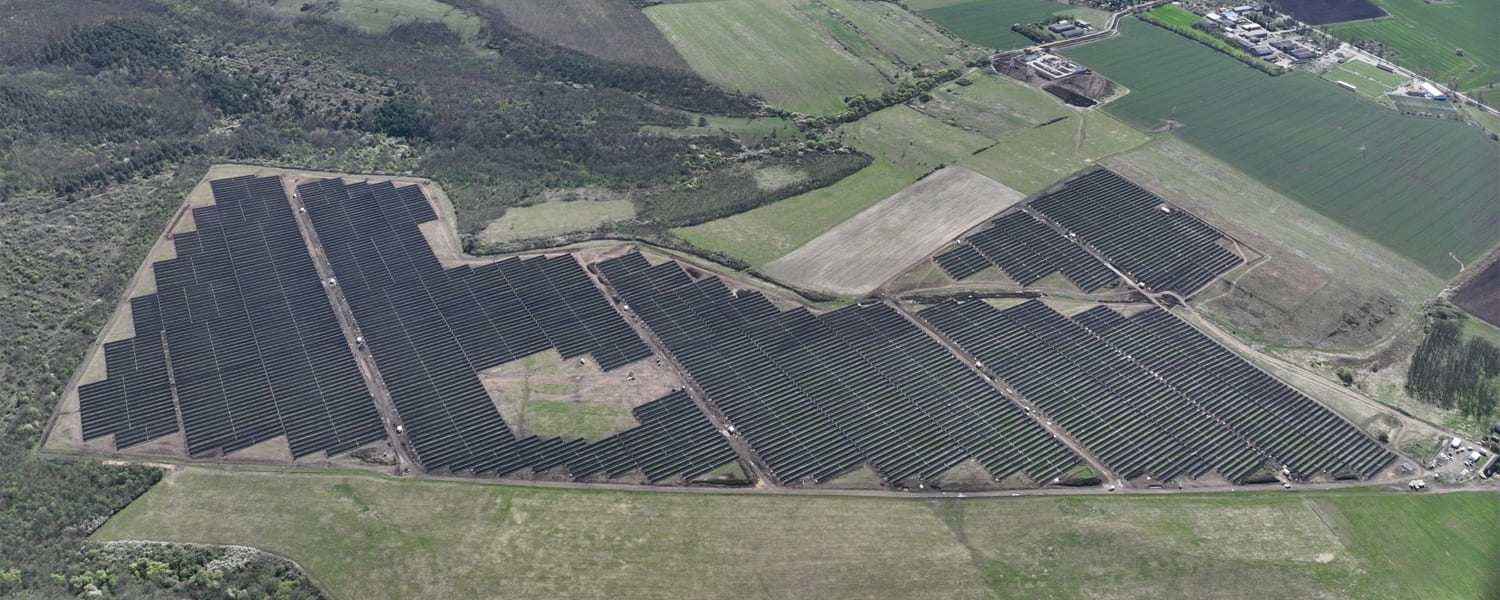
(80, 175, 385, 457)
(919, 300, 1395, 483)
(599, 252, 1083, 485)
(298, 178, 653, 474)
(934, 212, 1116, 292)
(1073, 306, 1395, 480)
(514, 390, 738, 482)
(1029, 169, 1243, 296)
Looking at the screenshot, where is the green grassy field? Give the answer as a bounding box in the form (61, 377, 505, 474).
(644, 0, 958, 114)
(836, 105, 994, 171)
(675, 158, 919, 266)
(1064, 19, 1500, 277)
(1146, 4, 1201, 28)
(269, 0, 484, 39)
(919, 0, 1108, 50)
(915, 75, 1073, 139)
(1323, 61, 1405, 100)
(958, 110, 1148, 194)
(1328, 0, 1498, 93)
(95, 467, 1500, 600)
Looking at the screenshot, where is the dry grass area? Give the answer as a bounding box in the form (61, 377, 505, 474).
(764, 166, 1023, 297)
(483, 351, 679, 440)
(482, 0, 689, 70)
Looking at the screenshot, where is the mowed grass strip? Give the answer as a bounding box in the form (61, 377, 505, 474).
(764, 166, 1023, 296)
(95, 467, 1500, 600)
(675, 158, 919, 267)
(1064, 19, 1500, 276)
(480, 0, 690, 70)
(836, 105, 995, 172)
(1328, 0, 1498, 91)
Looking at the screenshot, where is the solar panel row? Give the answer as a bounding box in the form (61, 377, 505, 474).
(919, 299, 1394, 483)
(298, 178, 654, 474)
(1028, 169, 1243, 296)
(598, 252, 1083, 486)
(80, 175, 386, 458)
(933, 211, 1117, 292)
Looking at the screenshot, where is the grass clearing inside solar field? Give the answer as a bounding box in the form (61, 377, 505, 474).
(96, 466, 1500, 600)
(764, 166, 1025, 296)
(644, 0, 961, 114)
(477, 0, 690, 70)
(1327, 0, 1498, 93)
(483, 350, 680, 441)
(1063, 19, 1500, 276)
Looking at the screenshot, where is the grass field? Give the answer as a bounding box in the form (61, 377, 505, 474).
(645, 0, 959, 114)
(836, 105, 994, 171)
(1146, 4, 1201, 28)
(958, 111, 1149, 194)
(675, 158, 919, 267)
(479, 0, 689, 70)
(1105, 138, 1440, 348)
(96, 467, 1500, 600)
(763, 166, 1023, 296)
(269, 0, 484, 39)
(914, 75, 1073, 139)
(919, 0, 1109, 51)
(1328, 0, 1498, 93)
(477, 198, 634, 244)
(1064, 20, 1500, 277)
(1323, 61, 1405, 100)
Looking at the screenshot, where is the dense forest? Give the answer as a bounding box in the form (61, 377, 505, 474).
(1406, 319, 1500, 420)
(0, 0, 862, 596)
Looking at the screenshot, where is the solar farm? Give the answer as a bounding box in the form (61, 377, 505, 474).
(933, 168, 1244, 297)
(66, 172, 1401, 490)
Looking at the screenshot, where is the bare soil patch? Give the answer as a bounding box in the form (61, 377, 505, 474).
(1453, 258, 1500, 327)
(764, 167, 1025, 297)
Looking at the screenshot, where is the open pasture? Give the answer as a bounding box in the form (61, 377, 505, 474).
(958, 111, 1148, 195)
(477, 197, 634, 244)
(1064, 20, 1500, 277)
(1328, 0, 1498, 92)
(919, 0, 1108, 51)
(644, 0, 959, 114)
(913, 74, 1073, 139)
(764, 166, 1023, 296)
(836, 105, 994, 171)
(480, 0, 689, 70)
(96, 466, 1500, 600)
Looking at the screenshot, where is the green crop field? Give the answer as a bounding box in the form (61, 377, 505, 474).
(836, 105, 995, 171)
(676, 158, 919, 266)
(1064, 20, 1500, 277)
(1329, 0, 1498, 93)
(918, 0, 1108, 51)
(95, 467, 1500, 600)
(644, 0, 958, 114)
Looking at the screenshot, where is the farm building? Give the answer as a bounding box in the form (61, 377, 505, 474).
(1233, 5, 1256, 12)
(1048, 21, 1075, 33)
(1059, 28, 1086, 38)
(1288, 47, 1316, 60)
(1250, 46, 1273, 57)
(1419, 82, 1447, 100)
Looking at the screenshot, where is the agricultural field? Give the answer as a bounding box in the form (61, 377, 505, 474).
(1064, 19, 1500, 277)
(958, 110, 1149, 194)
(916, 0, 1109, 51)
(763, 166, 1024, 296)
(1105, 138, 1441, 349)
(477, 195, 635, 244)
(1265, 0, 1386, 24)
(912, 74, 1073, 139)
(1328, 0, 1498, 93)
(97, 467, 1500, 600)
(674, 158, 919, 267)
(1454, 259, 1500, 327)
(1146, 4, 1201, 28)
(266, 0, 485, 39)
(835, 105, 994, 171)
(478, 0, 689, 70)
(644, 0, 961, 114)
